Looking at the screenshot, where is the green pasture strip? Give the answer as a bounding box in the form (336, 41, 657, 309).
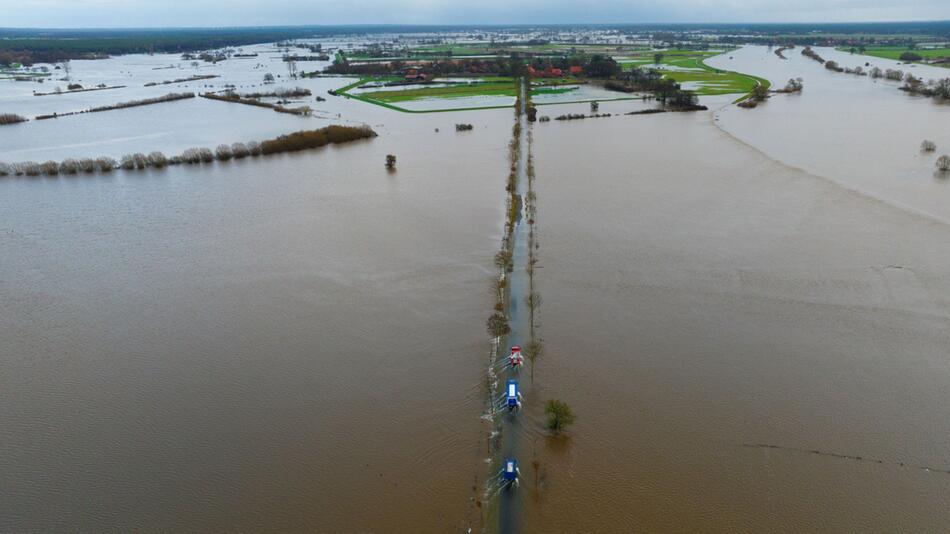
(356, 82, 518, 102)
(837, 46, 950, 67)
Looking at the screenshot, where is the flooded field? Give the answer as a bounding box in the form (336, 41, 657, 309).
(523, 67, 950, 531)
(3, 36, 950, 532)
(0, 47, 516, 529)
(709, 45, 950, 222)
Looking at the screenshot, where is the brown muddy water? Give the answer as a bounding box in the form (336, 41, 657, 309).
(524, 97, 950, 531)
(0, 106, 512, 531)
(4, 43, 950, 533)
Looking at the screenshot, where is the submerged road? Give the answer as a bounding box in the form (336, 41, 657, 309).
(498, 77, 532, 534)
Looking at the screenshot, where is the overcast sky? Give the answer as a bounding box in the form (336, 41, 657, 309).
(3, 0, 949, 28)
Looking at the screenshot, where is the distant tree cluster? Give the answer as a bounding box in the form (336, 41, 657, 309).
(901, 76, 950, 99)
(783, 78, 804, 92)
(824, 60, 844, 72)
(801, 46, 826, 64)
(325, 56, 523, 77)
(0, 27, 325, 65)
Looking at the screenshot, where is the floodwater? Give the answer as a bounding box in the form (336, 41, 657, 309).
(0, 44, 516, 532)
(5, 40, 950, 533)
(522, 51, 950, 531)
(0, 43, 380, 161)
(708, 45, 950, 223)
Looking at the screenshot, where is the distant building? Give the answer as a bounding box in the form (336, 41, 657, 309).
(404, 69, 428, 81)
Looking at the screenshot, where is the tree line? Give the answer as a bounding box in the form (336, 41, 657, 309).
(0, 125, 376, 177)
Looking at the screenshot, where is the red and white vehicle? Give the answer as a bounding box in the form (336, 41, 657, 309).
(508, 346, 524, 369)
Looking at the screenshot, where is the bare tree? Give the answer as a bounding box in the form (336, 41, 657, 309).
(285, 55, 298, 79)
(215, 144, 233, 161)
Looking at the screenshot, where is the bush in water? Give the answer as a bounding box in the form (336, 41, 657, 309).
(937, 155, 950, 172)
(545, 399, 576, 433)
(60, 159, 80, 174)
(215, 144, 233, 161)
(922, 140, 937, 152)
(0, 113, 27, 125)
(79, 158, 96, 173)
(180, 148, 204, 165)
(148, 151, 168, 168)
(17, 161, 40, 176)
(784, 78, 804, 92)
(95, 157, 116, 172)
(41, 161, 60, 175)
(231, 142, 249, 159)
(885, 69, 904, 81)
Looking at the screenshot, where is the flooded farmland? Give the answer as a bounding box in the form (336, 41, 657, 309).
(0, 46, 518, 531)
(523, 52, 950, 531)
(3, 33, 950, 533)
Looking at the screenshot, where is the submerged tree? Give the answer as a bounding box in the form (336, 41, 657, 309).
(937, 155, 950, 172)
(921, 140, 937, 152)
(486, 312, 510, 337)
(524, 339, 543, 381)
(544, 399, 576, 434)
(385, 154, 396, 169)
(783, 78, 804, 92)
(750, 84, 769, 102)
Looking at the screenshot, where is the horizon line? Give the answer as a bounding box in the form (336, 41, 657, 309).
(2, 20, 950, 32)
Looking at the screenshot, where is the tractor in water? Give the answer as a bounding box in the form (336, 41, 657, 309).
(502, 457, 520, 488)
(508, 345, 524, 370)
(506, 379, 522, 411)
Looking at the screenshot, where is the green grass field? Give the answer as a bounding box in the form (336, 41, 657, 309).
(353, 80, 579, 103)
(357, 82, 518, 102)
(838, 46, 950, 67)
(616, 49, 767, 98)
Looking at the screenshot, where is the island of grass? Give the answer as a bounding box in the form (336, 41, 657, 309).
(618, 49, 769, 99)
(333, 76, 635, 113)
(837, 46, 950, 67)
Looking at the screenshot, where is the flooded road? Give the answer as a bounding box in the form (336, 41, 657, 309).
(524, 99, 950, 531)
(496, 78, 533, 534)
